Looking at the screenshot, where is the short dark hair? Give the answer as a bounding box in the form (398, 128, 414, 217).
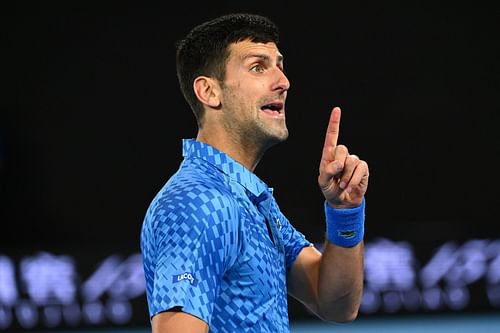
(175, 13, 280, 125)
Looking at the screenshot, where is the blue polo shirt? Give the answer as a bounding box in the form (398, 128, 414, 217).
(140, 139, 312, 332)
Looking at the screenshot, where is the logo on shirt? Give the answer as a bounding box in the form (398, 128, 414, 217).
(172, 272, 196, 286)
(275, 218, 282, 231)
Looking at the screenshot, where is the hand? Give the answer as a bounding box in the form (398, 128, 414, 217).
(318, 107, 369, 209)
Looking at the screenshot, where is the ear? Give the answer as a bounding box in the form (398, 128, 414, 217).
(193, 76, 221, 108)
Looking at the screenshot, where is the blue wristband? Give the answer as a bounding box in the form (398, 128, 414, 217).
(324, 198, 365, 247)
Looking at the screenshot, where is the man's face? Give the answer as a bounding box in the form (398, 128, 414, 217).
(219, 40, 290, 149)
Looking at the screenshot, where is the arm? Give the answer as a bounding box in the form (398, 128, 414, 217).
(288, 242, 364, 322)
(288, 107, 368, 323)
(142, 188, 240, 333)
(152, 310, 208, 333)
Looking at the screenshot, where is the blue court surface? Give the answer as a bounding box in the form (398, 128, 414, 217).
(24, 313, 500, 333)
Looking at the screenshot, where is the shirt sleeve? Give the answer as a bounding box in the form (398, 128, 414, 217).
(273, 204, 313, 273)
(141, 186, 240, 325)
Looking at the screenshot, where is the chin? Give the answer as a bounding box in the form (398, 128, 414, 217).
(264, 130, 289, 148)
(277, 128, 289, 141)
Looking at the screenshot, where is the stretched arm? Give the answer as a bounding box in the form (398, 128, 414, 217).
(288, 107, 368, 323)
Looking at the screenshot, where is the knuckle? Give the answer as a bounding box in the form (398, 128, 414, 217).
(336, 145, 349, 154)
(349, 154, 359, 160)
(345, 155, 360, 168)
(347, 155, 359, 163)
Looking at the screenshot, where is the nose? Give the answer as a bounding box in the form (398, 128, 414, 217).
(272, 68, 290, 92)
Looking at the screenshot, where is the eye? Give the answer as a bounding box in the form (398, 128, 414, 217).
(250, 64, 265, 73)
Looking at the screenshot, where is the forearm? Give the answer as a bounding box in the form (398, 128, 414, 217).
(315, 197, 365, 322)
(317, 240, 364, 322)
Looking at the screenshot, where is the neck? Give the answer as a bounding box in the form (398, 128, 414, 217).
(196, 129, 265, 172)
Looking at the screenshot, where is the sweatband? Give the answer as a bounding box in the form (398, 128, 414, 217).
(324, 197, 365, 247)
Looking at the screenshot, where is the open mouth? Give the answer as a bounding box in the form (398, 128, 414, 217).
(260, 102, 284, 116)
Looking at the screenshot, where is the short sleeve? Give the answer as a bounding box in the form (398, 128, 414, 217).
(141, 186, 240, 325)
(275, 209, 312, 273)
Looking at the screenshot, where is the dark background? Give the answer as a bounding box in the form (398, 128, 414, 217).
(1, 0, 499, 329)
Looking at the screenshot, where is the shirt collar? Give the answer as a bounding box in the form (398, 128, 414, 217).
(182, 138, 270, 197)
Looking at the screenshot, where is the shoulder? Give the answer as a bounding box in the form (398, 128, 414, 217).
(146, 169, 240, 230)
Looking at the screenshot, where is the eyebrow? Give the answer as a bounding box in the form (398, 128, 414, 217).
(241, 53, 284, 66)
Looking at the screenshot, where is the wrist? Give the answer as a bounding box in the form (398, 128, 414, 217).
(324, 197, 365, 247)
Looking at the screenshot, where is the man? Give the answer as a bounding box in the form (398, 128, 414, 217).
(140, 13, 369, 333)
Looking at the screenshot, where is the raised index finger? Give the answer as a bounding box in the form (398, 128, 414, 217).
(320, 107, 341, 162)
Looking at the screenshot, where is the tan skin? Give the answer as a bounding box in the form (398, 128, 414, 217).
(152, 40, 369, 332)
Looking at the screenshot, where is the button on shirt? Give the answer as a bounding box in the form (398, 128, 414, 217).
(141, 139, 312, 332)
